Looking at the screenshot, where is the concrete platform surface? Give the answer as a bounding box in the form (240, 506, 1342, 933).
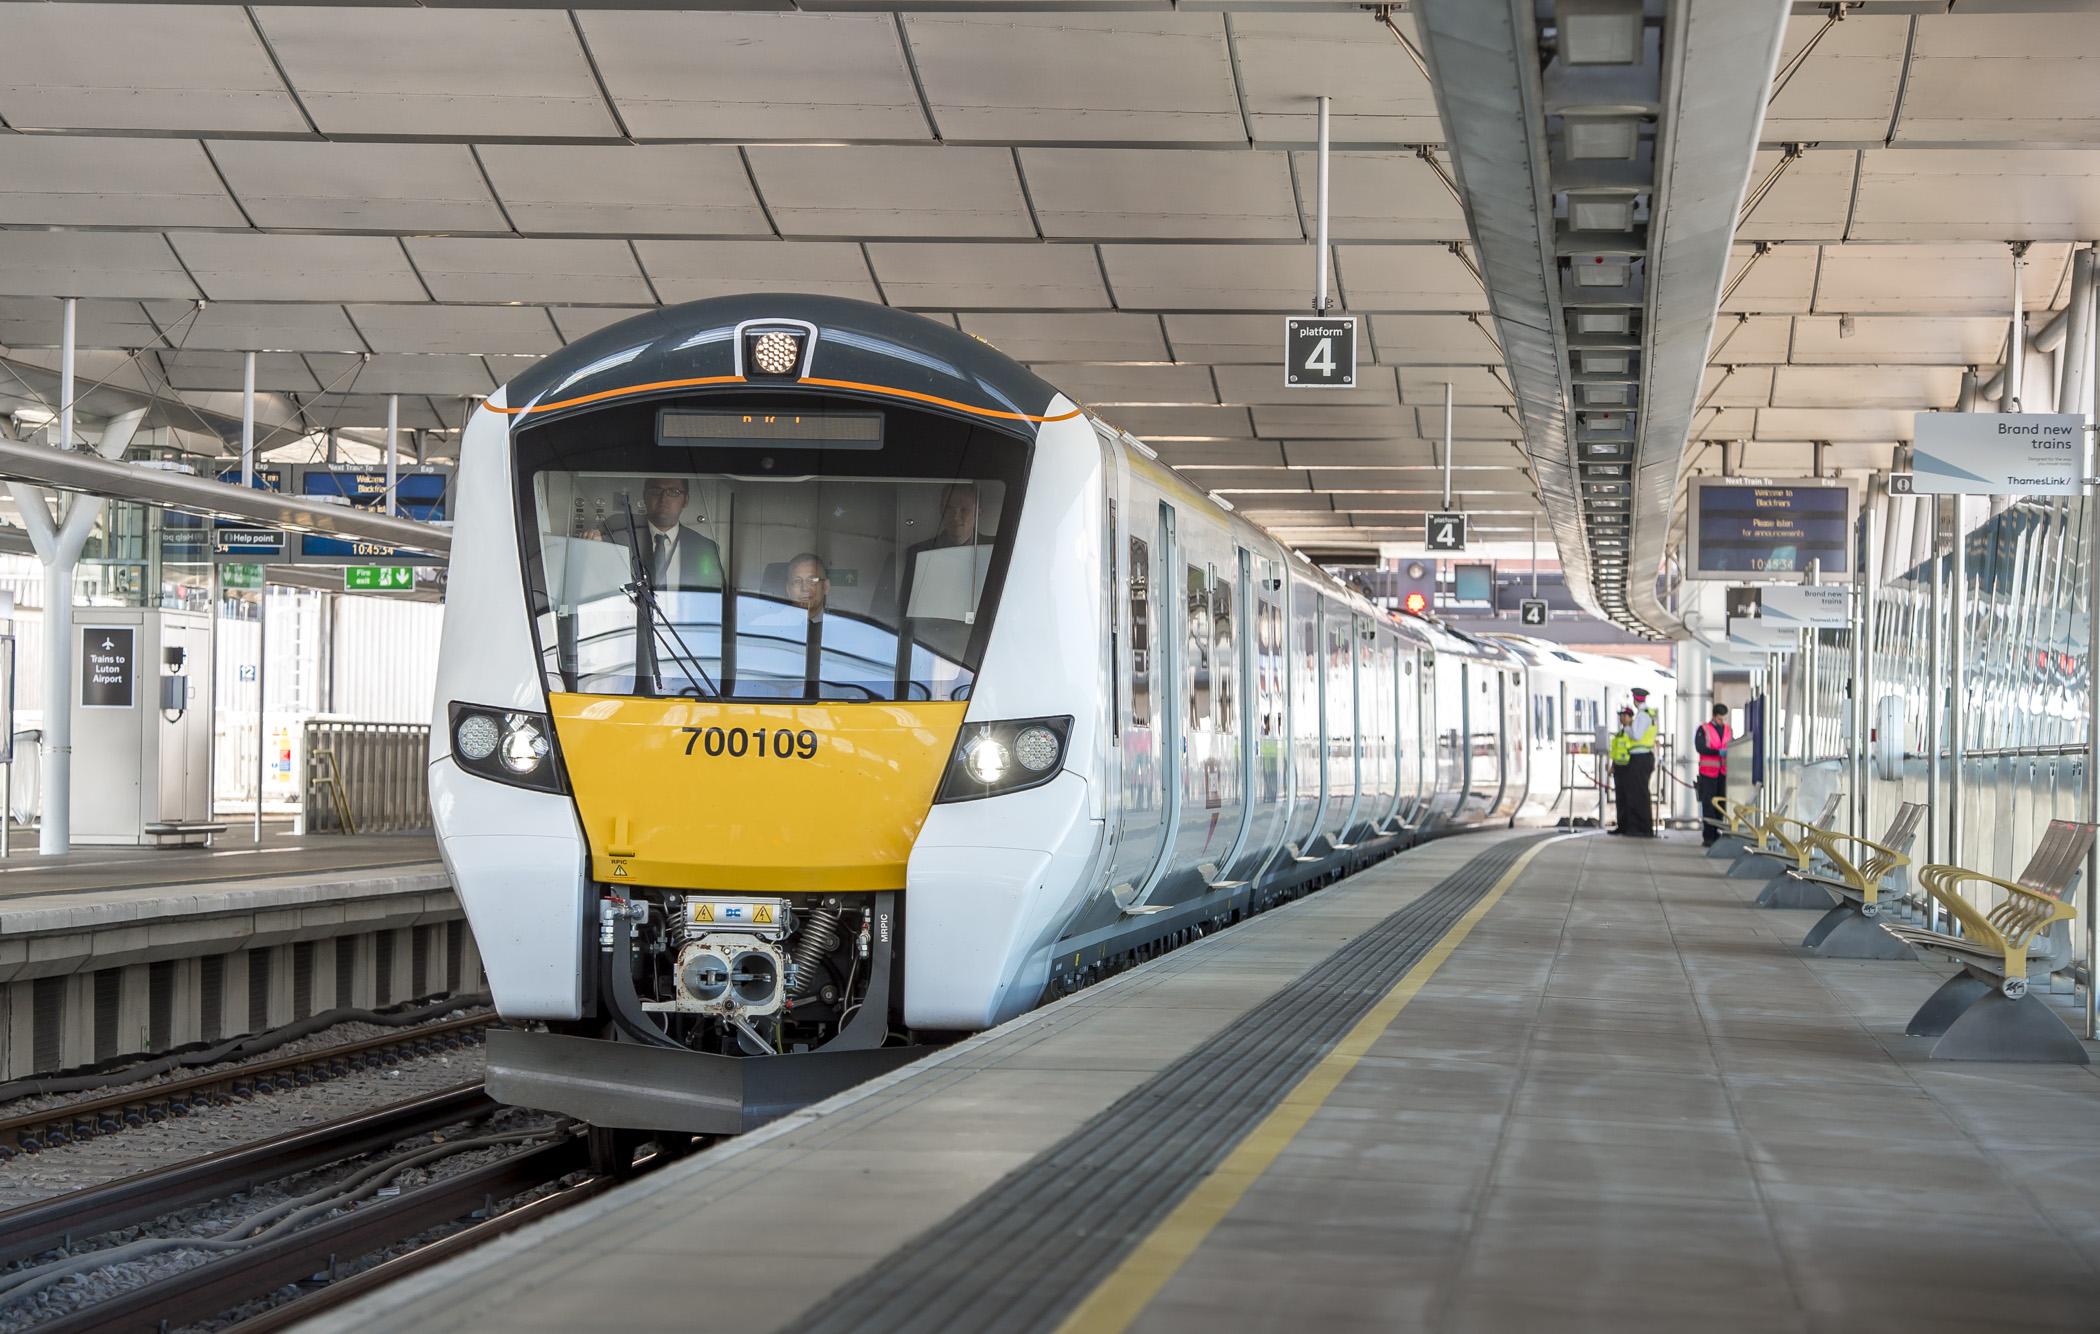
(300, 831, 2100, 1334)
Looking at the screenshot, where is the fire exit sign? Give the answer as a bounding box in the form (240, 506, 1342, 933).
(344, 566, 414, 592)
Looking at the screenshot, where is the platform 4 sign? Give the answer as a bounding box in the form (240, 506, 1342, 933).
(1519, 599, 1548, 626)
(1425, 511, 1467, 552)
(1284, 316, 1357, 389)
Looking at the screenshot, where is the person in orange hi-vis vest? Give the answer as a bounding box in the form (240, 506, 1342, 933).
(1693, 703, 1732, 846)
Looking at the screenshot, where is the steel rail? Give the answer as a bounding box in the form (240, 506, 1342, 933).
(0, 1014, 491, 1157)
(27, 1135, 590, 1334)
(0, 1084, 491, 1269)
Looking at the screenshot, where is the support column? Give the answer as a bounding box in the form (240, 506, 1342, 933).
(385, 394, 400, 517)
(239, 351, 256, 489)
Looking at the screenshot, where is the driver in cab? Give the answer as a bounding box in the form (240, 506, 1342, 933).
(583, 477, 723, 590)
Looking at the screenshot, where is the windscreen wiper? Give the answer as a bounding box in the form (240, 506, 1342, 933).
(618, 493, 720, 698)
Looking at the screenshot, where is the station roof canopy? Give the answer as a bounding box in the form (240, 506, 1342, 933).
(0, 0, 2094, 629)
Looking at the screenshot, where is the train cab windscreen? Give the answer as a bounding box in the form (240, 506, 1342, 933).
(514, 398, 1030, 702)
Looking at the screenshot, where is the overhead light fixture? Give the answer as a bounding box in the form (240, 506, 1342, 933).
(1564, 115, 1640, 161)
(1575, 256, 1632, 287)
(1569, 195, 1637, 232)
(1577, 311, 1631, 335)
(1558, 0, 1644, 64)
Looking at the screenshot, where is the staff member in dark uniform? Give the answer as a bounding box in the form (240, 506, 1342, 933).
(1693, 703, 1732, 846)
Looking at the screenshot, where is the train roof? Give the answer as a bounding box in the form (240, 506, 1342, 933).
(495, 294, 1067, 430)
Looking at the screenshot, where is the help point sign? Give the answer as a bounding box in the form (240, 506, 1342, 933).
(1912, 413, 2085, 496)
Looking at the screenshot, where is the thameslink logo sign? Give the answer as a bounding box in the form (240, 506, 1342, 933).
(1912, 413, 2086, 496)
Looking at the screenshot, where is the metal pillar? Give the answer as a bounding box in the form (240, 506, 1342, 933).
(1313, 96, 1332, 314)
(254, 584, 267, 845)
(2084, 243, 2100, 1038)
(239, 351, 256, 489)
(1857, 500, 1879, 840)
(1675, 636, 1708, 828)
(2009, 244, 2027, 412)
(385, 394, 400, 517)
(1442, 382, 1454, 510)
(1949, 497, 1968, 874)
(1925, 496, 1944, 871)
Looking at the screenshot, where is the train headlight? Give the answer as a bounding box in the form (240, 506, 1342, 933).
(936, 717, 1071, 803)
(449, 702, 566, 794)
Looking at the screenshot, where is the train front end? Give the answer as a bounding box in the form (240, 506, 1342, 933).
(429, 296, 1092, 1136)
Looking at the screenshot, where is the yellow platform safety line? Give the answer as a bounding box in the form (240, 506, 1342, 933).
(1056, 833, 1579, 1334)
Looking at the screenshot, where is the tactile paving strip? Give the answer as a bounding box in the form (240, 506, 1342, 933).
(790, 832, 1561, 1334)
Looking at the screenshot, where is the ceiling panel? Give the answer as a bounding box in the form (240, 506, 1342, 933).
(1335, 245, 1487, 311)
(866, 243, 1107, 308)
(0, 232, 197, 300)
(1098, 405, 1252, 439)
(1231, 13, 1443, 143)
(1754, 407, 1914, 441)
(1287, 151, 1467, 241)
(1162, 313, 1300, 363)
(404, 238, 650, 305)
(347, 305, 560, 357)
(170, 234, 423, 303)
(1100, 244, 1329, 310)
(1769, 365, 1963, 410)
(254, 7, 618, 139)
(0, 299, 159, 351)
(1690, 407, 1758, 438)
(1152, 440, 1286, 469)
(956, 311, 1168, 363)
(1367, 314, 1502, 365)
(746, 146, 1032, 238)
(548, 307, 653, 345)
(306, 353, 497, 397)
(208, 141, 505, 233)
(477, 145, 770, 238)
(1027, 363, 1217, 406)
(1760, 14, 1908, 143)
(1708, 315, 1794, 364)
(1734, 149, 1856, 243)
(1847, 149, 2100, 243)
(637, 241, 878, 303)
(1018, 149, 1299, 240)
(1250, 404, 1414, 440)
(1212, 364, 1400, 406)
(296, 394, 448, 431)
(0, 137, 241, 229)
(1697, 365, 1776, 408)
(1281, 440, 1443, 468)
(1396, 367, 1512, 407)
(580, 11, 928, 141)
(0, 4, 305, 134)
(161, 350, 319, 394)
(902, 12, 1242, 143)
(1812, 242, 2072, 315)
(1897, 14, 2100, 145)
(1719, 244, 1819, 314)
(1787, 314, 2009, 365)
(1412, 406, 1519, 440)
(144, 301, 365, 354)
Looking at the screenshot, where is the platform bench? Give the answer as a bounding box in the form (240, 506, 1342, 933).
(1739, 791, 1844, 902)
(1708, 785, 1792, 860)
(1792, 801, 1927, 959)
(1880, 818, 2096, 1064)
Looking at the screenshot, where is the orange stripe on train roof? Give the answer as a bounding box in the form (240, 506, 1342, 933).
(487, 373, 1084, 425)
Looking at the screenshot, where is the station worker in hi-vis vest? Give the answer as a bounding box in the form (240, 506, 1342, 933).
(1693, 703, 1732, 847)
(1621, 686, 1660, 837)
(1608, 706, 1637, 835)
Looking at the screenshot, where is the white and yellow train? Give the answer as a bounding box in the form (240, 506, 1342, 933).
(429, 296, 1666, 1156)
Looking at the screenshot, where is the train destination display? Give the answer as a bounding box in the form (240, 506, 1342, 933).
(1687, 479, 1854, 581)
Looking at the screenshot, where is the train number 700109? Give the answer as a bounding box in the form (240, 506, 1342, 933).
(679, 726, 821, 760)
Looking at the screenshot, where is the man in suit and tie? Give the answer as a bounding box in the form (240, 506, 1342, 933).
(596, 477, 724, 589)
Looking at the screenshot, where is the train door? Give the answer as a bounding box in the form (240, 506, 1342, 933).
(1397, 647, 1423, 827)
(1105, 493, 1170, 902)
(1166, 524, 1236, 896)
(1192, 550, 1247, 882)
(1215, 546, 1262, 882)
(1503, 668, 1528, 817)
(1240, 553, 1289, 880)
(1283, 578, 1325, 858)
(1322, 602, 1358, 850)
(1469, 665, 1499, 817)
(1128, 501, 1184, 907)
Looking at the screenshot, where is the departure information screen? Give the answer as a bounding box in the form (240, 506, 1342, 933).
(1688, 479, 1854, 581)
(657, 409, 884, 450)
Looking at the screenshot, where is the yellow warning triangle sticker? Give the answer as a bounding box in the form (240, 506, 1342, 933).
(753, 905, 774, 924)
(693, 902, 714, 923)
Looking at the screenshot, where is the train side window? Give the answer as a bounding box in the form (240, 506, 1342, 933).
(1129, 535, 1151, 728)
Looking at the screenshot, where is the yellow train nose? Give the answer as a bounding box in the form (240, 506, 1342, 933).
(549, 695, 968, 892)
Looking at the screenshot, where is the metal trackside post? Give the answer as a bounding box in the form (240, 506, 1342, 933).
(254, 585, 267, 845)
(1950, 500, 1968, 877)
(1314, 96, 1331, 315)
(1926, 495, 1944, 879)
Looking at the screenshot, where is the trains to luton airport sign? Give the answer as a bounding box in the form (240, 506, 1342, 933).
(1283, 317, 1357, 389)
(1911, 413, 2086, 496)
(1686, 478, 1855, 583)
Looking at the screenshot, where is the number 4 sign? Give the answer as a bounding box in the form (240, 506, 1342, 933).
(1426, 512, 1467, 552)
(1284, 316, 1358, 389)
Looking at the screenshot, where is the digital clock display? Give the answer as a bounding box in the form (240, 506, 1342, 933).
(657, 409, 884, 450)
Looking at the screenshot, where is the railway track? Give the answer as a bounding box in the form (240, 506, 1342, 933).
(0, 1084, 692, 1334)
(0, 1013, 492, 1158)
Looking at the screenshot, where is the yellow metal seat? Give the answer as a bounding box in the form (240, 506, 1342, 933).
(1799, 824, 1915, 915)
(1791, 803, 1928, 960)
(1875, 819, 2096, 1064)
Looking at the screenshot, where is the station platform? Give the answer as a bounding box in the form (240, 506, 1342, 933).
(308, 829, 2100, 1334)
(0, 828, 472, 1080)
